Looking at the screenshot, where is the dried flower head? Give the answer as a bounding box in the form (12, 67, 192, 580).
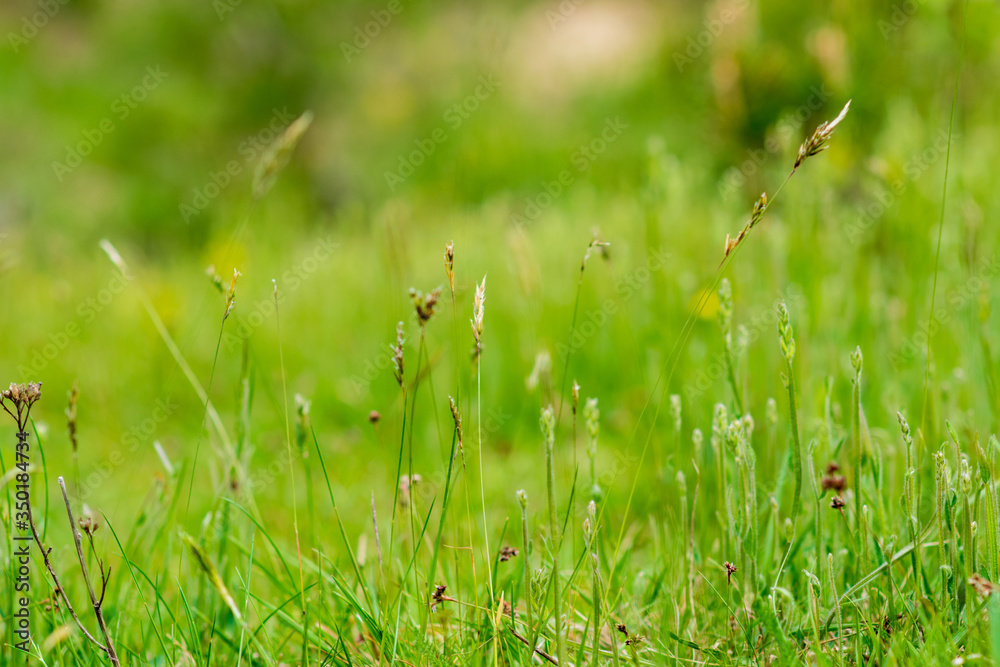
(830, 496, 846, 512)
(409, 287, 442, 325)
(821, 474, 847, 492)
(78, 509, 100, 536)
(444, 240, 455, 297)
(499, 546, 519, 562)
(431, 583, 450, 612)
(471, 275, 486, 360)
(1, 382, 43, 430)
(724, 561, 738, 584)
(368, 410, 381, 425)
(970, 573, 1000, 597)
(793, 100, 851, 170)
(825, 461, 841, 474)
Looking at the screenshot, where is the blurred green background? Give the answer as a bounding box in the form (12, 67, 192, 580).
(1, 0, 998, 539)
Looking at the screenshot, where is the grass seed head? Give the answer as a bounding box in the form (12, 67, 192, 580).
(669, 394, 682, 433)
(409, 286, 442, 325)
(540, 405, 555, 452)
(711, 404, 728, 452)
(584, 398, 599, 443)
(777, 301, 796, 364)
(391, 321, 405, 387)
(444, 240, 455, 297)
(449, 395, 465, 465)
(253, 109, 314, 200)
(850, 345, 863, 377)
(223, 269, 242, 320)
(471, 275, 486, 360)
(750, 192, 767, 227)
(793, 99, 851, 170)
(66, 381, 79, 453)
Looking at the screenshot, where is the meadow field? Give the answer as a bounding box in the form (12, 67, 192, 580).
(1, 0, 999, 664)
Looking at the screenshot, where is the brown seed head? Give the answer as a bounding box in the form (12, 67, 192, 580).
(821, 474, 846, 492)
(410, 287, 442, 325)
(499, 546, 519, 562)
(724, 561, 738, 584)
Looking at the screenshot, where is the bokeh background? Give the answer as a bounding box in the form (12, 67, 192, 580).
(1, 0, 998, 539)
